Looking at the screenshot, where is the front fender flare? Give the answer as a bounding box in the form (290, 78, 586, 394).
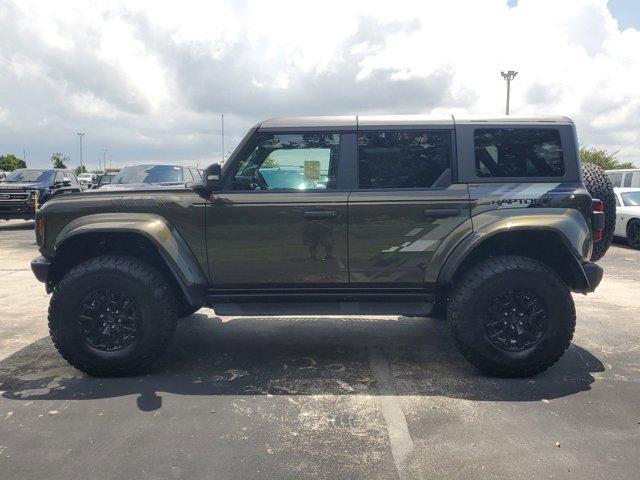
(54, 213, 207, 307)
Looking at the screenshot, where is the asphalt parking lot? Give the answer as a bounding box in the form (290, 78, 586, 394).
(0, 219, 638, 480)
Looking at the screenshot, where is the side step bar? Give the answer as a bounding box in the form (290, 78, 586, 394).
(204, 286, 436, 316)
(210, 301, 434, 317)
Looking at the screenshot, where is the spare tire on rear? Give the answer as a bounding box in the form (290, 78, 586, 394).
(581, 162, 616, 261)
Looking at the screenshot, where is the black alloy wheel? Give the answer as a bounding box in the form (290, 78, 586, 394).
(79, 288, 141, 352)
(484, 288, 546, 352)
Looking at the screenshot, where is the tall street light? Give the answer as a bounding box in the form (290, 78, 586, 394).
(77, 132, 85, 171)
(500, 70, 518, 115)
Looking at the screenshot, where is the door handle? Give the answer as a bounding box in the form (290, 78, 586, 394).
(423, 208, 460, 218)
(303, 210, 339, 219)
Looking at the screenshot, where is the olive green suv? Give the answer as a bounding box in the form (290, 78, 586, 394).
(30, 115, 605, 377)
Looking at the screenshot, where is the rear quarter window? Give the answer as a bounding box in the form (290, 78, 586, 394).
(474, 128, 564, 178)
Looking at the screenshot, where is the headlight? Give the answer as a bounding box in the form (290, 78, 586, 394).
(27, 189, 38, 198)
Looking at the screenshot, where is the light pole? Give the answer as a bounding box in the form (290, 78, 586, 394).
(500, 70, 518, 115)
(77, 132, 85, 171)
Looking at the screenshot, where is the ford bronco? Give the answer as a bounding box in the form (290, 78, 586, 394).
(30, 115, 605, 377)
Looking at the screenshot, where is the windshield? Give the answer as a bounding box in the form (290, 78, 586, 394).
(4, 169, 56, 183)
(99, 174, 116, 185)
(78, 173, 93, 179)
(621, 191, 640, 206)
(112, 165, 184, 184)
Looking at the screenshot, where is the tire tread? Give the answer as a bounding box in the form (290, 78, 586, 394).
(447, 255, 576, 377)
(48, 255, 178, 376)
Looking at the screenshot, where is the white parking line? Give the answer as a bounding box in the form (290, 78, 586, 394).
(368, 347, 415, 479)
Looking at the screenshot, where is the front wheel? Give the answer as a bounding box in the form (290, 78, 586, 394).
(447, 255, 575, 377)
(49, 255, 178, 376)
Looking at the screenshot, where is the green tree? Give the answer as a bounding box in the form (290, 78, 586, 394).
(74, 165, 87, 176)
(0, 154, 27, 171)
(580, 147, 635, 170)
(51, 152, 69, 169)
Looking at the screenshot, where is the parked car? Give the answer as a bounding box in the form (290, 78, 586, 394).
(613, 187, 640, 247)
(0, 168, 81, 221)
(31, 115, 607, 377)
(96, 164, 202, 191)
(90, 169, 119, 189)
(77, 172, 98, 188)
(606, 168, 640, 188)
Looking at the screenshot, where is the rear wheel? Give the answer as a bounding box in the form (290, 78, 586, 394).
(447, 255, 575, 377)
(49, 255, 178, 376)
(627, 219, 640, 248)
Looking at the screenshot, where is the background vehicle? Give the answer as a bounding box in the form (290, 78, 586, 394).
(613, 187, 640, 248)
(78, 172, 98, 188)
(606, 168, 640, 188)
(90, 168, 119, 189)
(0, 171, 7, 182)
(97, 164, 202, 191)
(31, 115, 606, 378)
(0, 168, 81, 221)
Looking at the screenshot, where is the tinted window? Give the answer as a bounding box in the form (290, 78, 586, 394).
(623, 173, 633, 187)
(474, 128, 564, 178)
(234, 133, 340, 191)
(358, 130, 451, 189)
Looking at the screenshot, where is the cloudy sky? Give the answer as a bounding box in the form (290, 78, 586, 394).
(1, 0, 639, 170)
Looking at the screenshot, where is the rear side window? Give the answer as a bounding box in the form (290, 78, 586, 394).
(474, 128, 564, 178)
(358, 130, 451, 189)
(607, 172, 623, 187)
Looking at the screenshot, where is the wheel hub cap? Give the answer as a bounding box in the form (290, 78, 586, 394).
(484, 288, 546, 352)
(78, 288, 141, 351)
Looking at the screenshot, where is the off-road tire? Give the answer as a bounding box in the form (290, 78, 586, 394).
(581, 163, 615, 261)
(447, 255, 575, 377)
(49, 255, 178, 376)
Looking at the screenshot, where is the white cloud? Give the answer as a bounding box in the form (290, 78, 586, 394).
(0, 0, 638, 168)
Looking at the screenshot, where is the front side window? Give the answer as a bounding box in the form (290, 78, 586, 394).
(357, 130, 451, 189)
(474, 128, 564, 178)
(233, 133, 340, 191)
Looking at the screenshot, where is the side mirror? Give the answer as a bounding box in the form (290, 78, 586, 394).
(62, 178, 71, 187)
(192, 163, 222, 196)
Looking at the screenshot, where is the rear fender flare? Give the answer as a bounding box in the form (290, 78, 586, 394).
(437, 208, 592, 291)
